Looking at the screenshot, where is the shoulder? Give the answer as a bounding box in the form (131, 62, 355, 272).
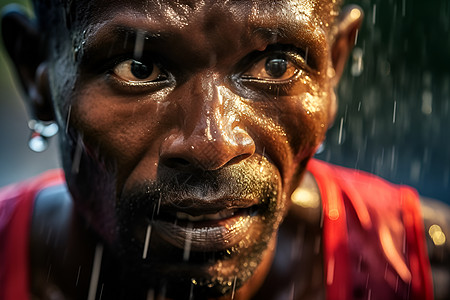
(0, 169, 66, 234)
(304, 160, 435, 299)
(27, 173, 75, 299)
(0, 170, 67, 300)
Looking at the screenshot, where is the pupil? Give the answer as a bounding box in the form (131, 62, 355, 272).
(265, 57, 287, 78)
(130, 60, 153, 79)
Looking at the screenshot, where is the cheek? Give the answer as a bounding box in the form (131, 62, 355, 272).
(69, 85, 171, 186)
(286, 91, 330, 148)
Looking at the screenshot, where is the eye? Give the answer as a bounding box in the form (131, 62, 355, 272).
(112, 59, 166, 83)
(242, 54, 299, 81)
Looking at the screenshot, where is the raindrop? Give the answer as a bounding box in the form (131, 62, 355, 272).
(390, 146, 396, 172)
(99, 283, 104, 300)
(71, 134, 83, 174)
(76, 265, 81, 287)
(189, 281, 194, 300)
(372, 4, 377, 24)
(87, 244, 104, 300)
(231, 276, 237, 299)
(66, 105, 72, 134)
(183, 223, 193, 261)
(142, 224, 152, 259)
(392, 101, 397, 123)
(156, 194, 162, 215)
(134, 29, 145, 59)
(421, 90, 433, 115)
(351, 48, 364, 77)
(338, 117, 344, 145)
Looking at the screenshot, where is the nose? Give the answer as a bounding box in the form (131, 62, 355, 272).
(160, 79, 255, 172)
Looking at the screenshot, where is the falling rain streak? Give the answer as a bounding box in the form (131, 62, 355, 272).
(72, 134, 83, 174)
(142, 224, 152, 259)
(134, 30, 145, 59)
(65, 105, 72, 134)
(87, 244, 104, 300)
(231, 276, 237, 300)
(392, 101, 397, 123)
(338, 117, 344, 145)
(76, 265, 81, 286)
(183, 223, 193, 261)
(315, 0, 450, 202)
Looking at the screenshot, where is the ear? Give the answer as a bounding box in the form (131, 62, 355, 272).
(1, 6, 55, 122)
(330, 5, 364, 87)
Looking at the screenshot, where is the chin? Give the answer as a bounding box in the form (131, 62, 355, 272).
(112, 156, 286, 298)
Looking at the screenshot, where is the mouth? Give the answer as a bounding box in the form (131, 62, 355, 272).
(149, 199, 262, 252)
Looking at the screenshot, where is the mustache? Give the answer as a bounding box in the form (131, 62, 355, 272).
(118, 156, 280, 213)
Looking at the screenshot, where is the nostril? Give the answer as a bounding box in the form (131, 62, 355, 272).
(164, 157, 191, 169)
(226, 153, 251, 166)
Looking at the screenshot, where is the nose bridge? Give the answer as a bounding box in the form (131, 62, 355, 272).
(160, 72, 255, 171)
(185, 72, 230, 139)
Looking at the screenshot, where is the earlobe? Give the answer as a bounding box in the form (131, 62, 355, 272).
(330, 5, 364, 86)
(1, 6, 54, 121)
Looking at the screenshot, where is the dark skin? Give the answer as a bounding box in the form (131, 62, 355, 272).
(2, 0, 449, 299)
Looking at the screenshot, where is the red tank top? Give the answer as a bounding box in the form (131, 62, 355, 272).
(0, 161, 434, 299)
(307, 159, 433, 300)
(0, 170, 64, 300)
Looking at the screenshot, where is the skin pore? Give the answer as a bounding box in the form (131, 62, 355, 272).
(2, 0, 362, 299)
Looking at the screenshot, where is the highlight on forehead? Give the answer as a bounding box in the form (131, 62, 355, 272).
(31, 0, 343, 30)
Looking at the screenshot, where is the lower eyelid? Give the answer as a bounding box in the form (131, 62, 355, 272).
(106, 73, 172, 93)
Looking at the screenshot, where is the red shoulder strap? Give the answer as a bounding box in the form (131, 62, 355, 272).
(0, 170, 65, 300)
(307, 159, 351, 300)
(307, 159, 433, 300)
(401, 187, 434, 300)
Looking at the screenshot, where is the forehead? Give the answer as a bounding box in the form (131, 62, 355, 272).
(49, 0, 339, 32)
(50, 0, 338, 67)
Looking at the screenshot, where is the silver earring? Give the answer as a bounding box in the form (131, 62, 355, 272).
(27, 120, 59, 152)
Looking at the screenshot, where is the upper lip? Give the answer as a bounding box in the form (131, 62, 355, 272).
(156, 197, 257, 217)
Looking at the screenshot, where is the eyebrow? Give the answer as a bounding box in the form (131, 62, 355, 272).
(80, 7, 328, 69)
(84, 25, 168, 53)
(247, 17, 328, 68)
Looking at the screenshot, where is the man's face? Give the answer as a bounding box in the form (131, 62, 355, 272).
(46, 0, 337, 297)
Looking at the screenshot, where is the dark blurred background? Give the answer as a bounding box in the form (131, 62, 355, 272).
(0, 0, 449, 203)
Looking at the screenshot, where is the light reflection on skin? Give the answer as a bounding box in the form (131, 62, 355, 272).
(1, 0, 365, 298)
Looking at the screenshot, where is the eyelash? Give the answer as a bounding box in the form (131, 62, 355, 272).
(236, 46, 311, 95)
(101, 44, 309, 93)
(102, 55, 172, 92)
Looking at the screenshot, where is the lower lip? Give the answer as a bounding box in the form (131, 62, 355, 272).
(152, 209, 257, 252)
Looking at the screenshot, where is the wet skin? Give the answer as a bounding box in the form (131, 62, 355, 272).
(2, 0, 362, 299)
